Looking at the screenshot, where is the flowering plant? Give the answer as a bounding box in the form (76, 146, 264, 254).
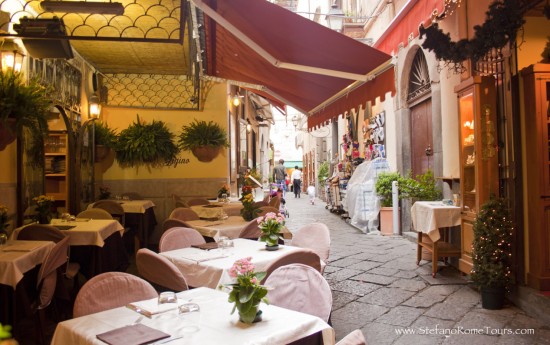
(226, 257, 268, 324)
(0, 204, 8, 231)
(218, 183, 230, 198)
(99, 186, 111, 200)
(257, 212, 285, 246)
(240, 185, 259, 221)
(33, 195, 54, 224)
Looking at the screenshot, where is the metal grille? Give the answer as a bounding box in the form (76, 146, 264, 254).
(407, 50, 431, 102)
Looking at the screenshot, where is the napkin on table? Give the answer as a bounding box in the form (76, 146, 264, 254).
(126, 299, 178, 318)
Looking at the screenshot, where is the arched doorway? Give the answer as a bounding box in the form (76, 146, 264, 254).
(408, 50, 433, 177)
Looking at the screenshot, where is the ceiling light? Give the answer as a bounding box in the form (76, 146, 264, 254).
(40, 1, 125, 15)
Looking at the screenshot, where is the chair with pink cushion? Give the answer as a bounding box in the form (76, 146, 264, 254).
(136, 248, 189, 292)
(260, 248, 321, 284)
(73, 272, 157, 318)
(76, 208, 113, 220)
(265, 263, 332, 323)
(291, 223, 331, 273)
(17, 224, 66, 242)
(158, 227, 206, 252)
(169, 207, 200, 221)
(336, 330, 366, 345)
(237, 219, 261, 240)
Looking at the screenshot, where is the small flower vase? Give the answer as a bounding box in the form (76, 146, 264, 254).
(265, 244, 279, 251)
(238, 307, 262, 324)
(37, 213, 52, 224)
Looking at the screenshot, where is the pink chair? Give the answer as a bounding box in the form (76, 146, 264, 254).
(33, 236, 71, 344)
(258, 206, 279, 216)
(73, 272, 157, 318)
(238, 219, 261, 240)
(162, 218, 193, 231)
(136, 248, 188, 292)
(169, 207, 200, 221)
(158, 227, 206, 252)
(92, 200, 126, 226)
(186, 198, 209, 206)
(260, 248, 321, 284)
(291, 223, 331, 273)
(265, 263, 332, 323)
(336, 330, 366, 345)
(17, 224, 66, 242)
(76, 208, 113, 220)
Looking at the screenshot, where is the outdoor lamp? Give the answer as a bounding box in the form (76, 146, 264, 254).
(246, 119, 252, 132)
(232, 94, 241, 107)
(1, 39, 25, 73)
(291, 115, 299, 129)
(326, 1, 344, 32)
(89, 94, 101, 118)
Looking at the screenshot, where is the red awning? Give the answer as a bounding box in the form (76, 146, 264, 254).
(194, 0, 395, 129)
(374, 0, 444, 55)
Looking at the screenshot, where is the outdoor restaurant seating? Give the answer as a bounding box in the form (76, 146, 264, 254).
(76, 208, 113, 220)
(336, 329, 366, 345)
(73, 272, 157, 318)
(158, 227, 206, 252)
(169, 207, 200, 221)
(269, 195, 281, 210)
(265, 263, 332, 323)
(260, 248, 322, 284)
(136, 248, 189, 292)
(237, 219, 261, 240)
(15, 224, 81, 291)
(291, 223, 331, 273)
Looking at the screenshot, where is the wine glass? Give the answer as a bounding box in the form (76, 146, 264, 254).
(60, 212, 70, 223)
(0, 233, 7, 247)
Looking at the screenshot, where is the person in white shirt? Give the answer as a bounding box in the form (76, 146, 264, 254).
(291, 166, 302, 198)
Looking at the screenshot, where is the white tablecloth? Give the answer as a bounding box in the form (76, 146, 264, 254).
(11, 219, 124, 247)
(191, 203, 243, 219)
(88, 200, 155, 214)
(51, 287, 335, 345)
(160, 239, 305, 289)
(0, 240, 55, 288)
(411, 201, 461, 242)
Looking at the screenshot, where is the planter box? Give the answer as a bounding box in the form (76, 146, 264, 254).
(380, 207, 399, 236)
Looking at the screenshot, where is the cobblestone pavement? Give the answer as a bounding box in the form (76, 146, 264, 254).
(283, 192, 550, 344)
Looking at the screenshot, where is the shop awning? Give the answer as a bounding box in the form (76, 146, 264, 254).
(373, 0, 445, 55)
(193, 0, 395, 130)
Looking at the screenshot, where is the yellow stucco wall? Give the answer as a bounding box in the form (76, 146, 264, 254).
(0, 141, 17, 183)
(518, 17, 550, 70)
(97, 82, 229, 180)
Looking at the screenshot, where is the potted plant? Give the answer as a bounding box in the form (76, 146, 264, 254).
(94, 121, 117, 162)
(374, 171, 407, 235)
(177, 119, 229, 162)
(471, 197, 513, 310)
(0, 322, 18, 345)
(33, 195, 55, 224)
(257, 211, 285, 250)
(226, 257, 268, 324)
(0, 70, 51, 151)
(0, 204, 9, 236)
(240, 185, 260, 221)
(114, 115, 179, 167)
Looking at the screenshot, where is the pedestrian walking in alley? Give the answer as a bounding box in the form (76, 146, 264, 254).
(291, 165, 302, 198)
(307, 184, 315, 205)
(273, 159, 287, 192)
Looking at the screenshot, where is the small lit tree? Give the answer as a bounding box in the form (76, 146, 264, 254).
(471, 197, 513, 290)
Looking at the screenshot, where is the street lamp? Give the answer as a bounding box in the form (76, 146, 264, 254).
(326, 1, 344, 32)
(0, 39, 25, 73)
(291, 115, 307, 132)
(89, 94, 101, 118)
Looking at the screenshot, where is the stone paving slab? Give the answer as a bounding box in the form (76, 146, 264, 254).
(283, 196, 550, 343)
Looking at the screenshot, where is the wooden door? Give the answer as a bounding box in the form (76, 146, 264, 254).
(410, 99, 433, 177)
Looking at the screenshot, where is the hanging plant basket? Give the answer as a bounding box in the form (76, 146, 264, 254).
(95, 144, 111, 162)
(191, 146, 221, 162)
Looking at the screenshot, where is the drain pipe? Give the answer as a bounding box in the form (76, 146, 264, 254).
(392, 180, 400, 236)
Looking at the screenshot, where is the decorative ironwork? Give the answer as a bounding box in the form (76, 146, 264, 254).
(474, 47, 505, 77)
(28, 57, 83, 112)
(407, 50, 431, 102)
(0, 0, 185, 43)
(104, 73, 200, 109)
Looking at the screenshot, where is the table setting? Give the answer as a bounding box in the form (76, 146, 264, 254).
(51, 287, 334, 345)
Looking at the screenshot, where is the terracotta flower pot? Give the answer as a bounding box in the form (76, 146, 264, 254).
(191, 146, 221, 162)
(0, 119, 17, 151)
